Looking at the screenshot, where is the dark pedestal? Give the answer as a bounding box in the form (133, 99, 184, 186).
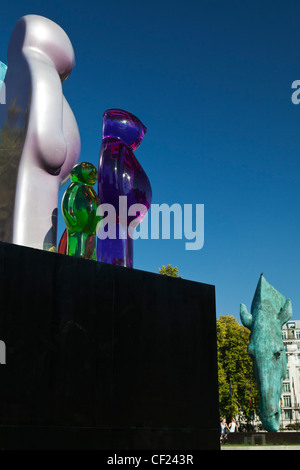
(0, 241, 219, 450)
(227, 432, 300, 446)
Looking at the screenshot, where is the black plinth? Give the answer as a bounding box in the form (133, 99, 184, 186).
(0, 241, 219, 450)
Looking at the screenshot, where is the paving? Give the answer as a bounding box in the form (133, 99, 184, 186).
(221, 445, 300, 450)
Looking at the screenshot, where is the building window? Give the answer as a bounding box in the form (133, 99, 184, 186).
(282, 332, 287, 340)
(286, 369, 290, 379)
(284, 410, 293, 420)
(296, 332, 300, 339)
(283, 382, 291, 392)
(283, 396, 292, 407)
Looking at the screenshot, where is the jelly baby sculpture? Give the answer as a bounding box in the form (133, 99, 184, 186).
(0, 15, 80, 250)
(62, 162, 100, 260)
(97, 109, 152, 268)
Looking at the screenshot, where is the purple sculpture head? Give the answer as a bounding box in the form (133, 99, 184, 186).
(97, 109, 152, 268)
(102, 109, 147, 150)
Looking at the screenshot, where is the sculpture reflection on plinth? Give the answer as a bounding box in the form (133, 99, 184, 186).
(62, 162, 100, 260)
(97, 109, 152, 268)
(240, 274, 292, 431)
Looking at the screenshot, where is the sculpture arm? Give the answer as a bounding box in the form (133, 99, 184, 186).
(25, 47, 67, 173)
(59, 96, 81, 183)
(62, 185, 80, 229)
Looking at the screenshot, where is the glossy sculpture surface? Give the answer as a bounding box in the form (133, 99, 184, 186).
(0, 15, 80, 250)
(240, 274, 292, 431)
(0, 61, 7, 94)
(62, 163, 100, 260)
(97, 109, 152, 267)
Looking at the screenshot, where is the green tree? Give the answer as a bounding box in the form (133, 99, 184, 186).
(217, 315, 259, 425)
(158, 264, 181, 278)
(0, 100, 29, 242)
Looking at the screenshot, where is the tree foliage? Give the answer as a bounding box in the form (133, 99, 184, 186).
(158, 264, 181, 278)
(217, 315, 259, 424)
(0, 100, 28, 241)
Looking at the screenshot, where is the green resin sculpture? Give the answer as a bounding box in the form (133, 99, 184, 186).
(62, 162, 100, 260)
(240, 274, 292, 431)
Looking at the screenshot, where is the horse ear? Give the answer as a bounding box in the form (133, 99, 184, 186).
(240, 303, 252, 330)
(279, 299, 292, 326)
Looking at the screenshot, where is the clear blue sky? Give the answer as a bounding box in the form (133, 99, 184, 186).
(0, 0, 299, 321)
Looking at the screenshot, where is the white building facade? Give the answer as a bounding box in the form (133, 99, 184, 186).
(281, 320, 300, 429)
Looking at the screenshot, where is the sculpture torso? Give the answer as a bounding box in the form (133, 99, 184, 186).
(98, 137, 151, 225)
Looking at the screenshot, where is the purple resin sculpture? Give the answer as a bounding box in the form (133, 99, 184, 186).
(97, 109, 152, 267)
